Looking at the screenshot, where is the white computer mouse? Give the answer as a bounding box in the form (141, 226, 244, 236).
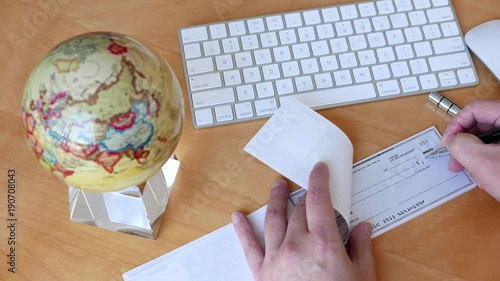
(465, 20, 500, 80)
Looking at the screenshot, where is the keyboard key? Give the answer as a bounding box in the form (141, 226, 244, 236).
(373, 16, 391, 31)
(438, 71, 458, 87)
(223, 70, 242, 86)
(372, 64, 391, 80)
(422, 24, 442, 39)
(400, 77, 420, 93)
(184, 43, 202, 59)
(317, 24, 336, 39)
(414, 41, 433, 57)
(256, 82, 275, 97)
(390, 13, 409, 28)
(285, 13, 303, 28)
(280, 84, 376, 107)
(419, 73, 439, 90)
(295, 76, 314, 92)
(192, 88, 234, 108)
(243, 67, 262, 83)
(395, 0, 413, 12)
(367, 33, 386, 48)
(377, 1, 395, 14)
(376, 47, 396, 63)
(322, 7, 340, 22)
(377, 80, 400, 96)
(339, 53, 358, 68)
(273, 46, 292, 62)
(228, 21, 246, 36)
(194, 108, 213, 125)
(391, 61, 410, 77)
(189, 73, 222, 91)
(340, 5, 358, 20)
(330, 38, 349, 53)
(282, 61, 301, 77)
(203, 41, 221, 56)
(358, 2, 377, 17)
(358, 50, 377, 65)
(457, 68, 477, 84)
(241, 35, 260, 50)
(209, 24, 227, 39)
(247, 18, 265, 33)
(335, 21, 354, 36)
(410, 58, 429, 74)
(215, 55, 234, 70)
(432, 0, 449, 7)
(320, 55, 339, 71)
(186, 57, 214, 75)
(428, 52, 470, 71)
(292, 43, 311, 59)
(260, 32, 279, 47)
(279, 30, 298, 44)
(303, 10, 322, 25)
(254, 49, 273, 64)
(266, 16, 284, 31)
(235, 102, 254, 119)
(235, 52, 253, 67)
(237, 85, 255, 100)
(386, 30, 405, 45)
(255, 98, 278, 116)
(276, 79, 294, 95)
(334, 70, 353, 86)
(181, 26, 208, 43)
(414, 0, 431, 9)
(301, 58, 320, 74)
(222, 38, 240, 53)
(353, 18, 372, 33)
(353, 67, 372, 83)
(432, 37, 464, 54)
(314, 73, 334, 89)
(262, 64, 281, 80)
(395, 44, 414, 59)
(427, 7, 454, 23)
(409, 11, 428, 26)
(404, 27, 423, 42)
(441, 22, 459, 37)
(215, 105, 234, 122)
(298, 26, 316, 42)
(349, 35, 368, 50)
(311, 41, 330, 56)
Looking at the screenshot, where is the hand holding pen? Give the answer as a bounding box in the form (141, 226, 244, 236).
(437, 100, 500, 201)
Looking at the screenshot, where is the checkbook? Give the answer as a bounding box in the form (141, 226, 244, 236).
(123, 99, 476, 281)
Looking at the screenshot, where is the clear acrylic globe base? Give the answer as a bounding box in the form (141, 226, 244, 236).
(68, 155, 180, 239)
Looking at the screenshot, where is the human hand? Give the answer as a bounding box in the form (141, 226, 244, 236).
(231, 162, 376, 281)
(442, 99, 500, 201)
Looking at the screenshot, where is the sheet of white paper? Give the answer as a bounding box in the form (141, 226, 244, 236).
(123, 103, 476, 281)
(243, 98, 353, 235)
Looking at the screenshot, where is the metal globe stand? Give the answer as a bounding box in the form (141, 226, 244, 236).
(68, 155, 180, 239)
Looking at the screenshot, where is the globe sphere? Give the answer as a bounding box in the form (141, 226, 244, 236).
(21, 32, 184, 192)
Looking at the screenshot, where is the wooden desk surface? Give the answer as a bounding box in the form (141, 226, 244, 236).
(1, 1, 500, 280)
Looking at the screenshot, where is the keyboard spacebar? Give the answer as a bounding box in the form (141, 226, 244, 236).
(279, 84, 377, 108)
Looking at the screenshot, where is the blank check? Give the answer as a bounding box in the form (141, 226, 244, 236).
(123, 100, 477, 281)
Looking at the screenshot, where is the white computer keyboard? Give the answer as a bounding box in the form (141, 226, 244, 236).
(178, 0, 478, 128)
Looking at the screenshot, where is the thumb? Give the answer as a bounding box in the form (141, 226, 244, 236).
(349, 222, 376, 280)
(445, 133, 490, 175)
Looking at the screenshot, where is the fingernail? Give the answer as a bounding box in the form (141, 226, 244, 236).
(272, 179, 286, 189)
(363, 222, 373, 236)
(313, 161, 328, 172)
(231, 212, 242, 225)
(444, 133, 457, 147)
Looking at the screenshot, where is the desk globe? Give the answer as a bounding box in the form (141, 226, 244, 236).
(21, 32, 184, 239)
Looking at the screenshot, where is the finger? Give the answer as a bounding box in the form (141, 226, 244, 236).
(264, 179, 289, 250)
(286, 193, 308, 235)
(232, 212, 264, 274)
(349, 222, 376, 281)
(445, 133, 500, 198)
(306, 162, 339, 241)
(442, 100, 500, 144)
